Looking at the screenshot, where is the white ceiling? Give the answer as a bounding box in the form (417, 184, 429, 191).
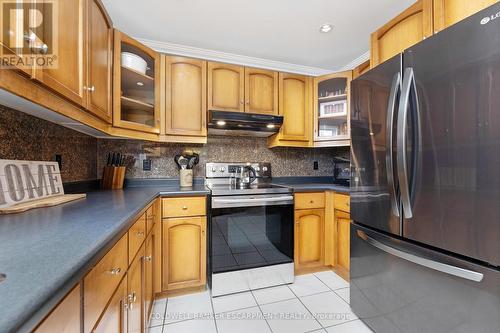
(103, 0, 415, 75)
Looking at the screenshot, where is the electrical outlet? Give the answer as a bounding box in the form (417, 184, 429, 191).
(313, 161, 319, 170)
(143, 159, 152, 171)
(55, 155, 62, 170)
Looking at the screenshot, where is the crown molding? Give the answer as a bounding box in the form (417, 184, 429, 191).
(136, 37, 334, 76)
(340, 51, 370, 71)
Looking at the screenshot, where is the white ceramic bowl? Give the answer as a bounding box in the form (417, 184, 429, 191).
(121, 52, 147, 74)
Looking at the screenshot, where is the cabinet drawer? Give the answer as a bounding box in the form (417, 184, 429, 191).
(129, 214, 146, 264)
(334, 193, 350, 213)
(84, 233, 128, 332)
(162, 196, 206, 218)
(295, 192, 325, 209)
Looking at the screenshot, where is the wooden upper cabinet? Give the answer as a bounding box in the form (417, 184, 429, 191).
(162, 216, 207, 291)
(433, 0, 498, 32)
(371, 0, 433, 67)
(352, 60, 370, 79)
(208, 62, 245, 112)
(113, 30, 161, 134)
(279, 73, 311, 142)
(244, 68, 278, 115)
(164, 55, 207, 137)
(86, 0, 113, 123)
(294, 209, 325, 271)
(33, 0, 87, 107)
(33, 285, 81, 333)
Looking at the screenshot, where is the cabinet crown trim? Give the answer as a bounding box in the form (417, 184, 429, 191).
(136, 37, 332, 76)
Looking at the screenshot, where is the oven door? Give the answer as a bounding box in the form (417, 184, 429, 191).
(211, 194, 294, 274)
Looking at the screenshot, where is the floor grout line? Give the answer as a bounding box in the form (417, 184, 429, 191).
(286, 281, 324, 330)
(250, 289, 274, 333)
(208, 289, 220, 333)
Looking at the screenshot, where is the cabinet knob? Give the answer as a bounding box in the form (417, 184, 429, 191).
(240, 100, 244, 105)
(87, 86, 95, 92)
(127, 292, 137, 309)
(136, 231, 145, 237)
(309, 200, 314, 204)
(246, 100, 249, 104)
(144, 255, 152, 262)
(182, 206, 188, 210)
(108, 267, 122, 275)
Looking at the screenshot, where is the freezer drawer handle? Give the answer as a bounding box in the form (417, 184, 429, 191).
(357, 230, 484, 282)
(386, 72, 402, 217)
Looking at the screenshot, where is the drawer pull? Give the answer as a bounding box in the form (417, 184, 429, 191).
(108, 267, 122, 275)
(309, 200, 314, 203)
(136, 231, 145, 237)
(182, 206, 188, 210)
(144, 255, 152, 262)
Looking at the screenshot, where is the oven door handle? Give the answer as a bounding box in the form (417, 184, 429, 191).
(212, 195, 294, 208)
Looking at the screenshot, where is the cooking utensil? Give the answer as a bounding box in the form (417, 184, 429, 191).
(187, 154, 199, 169)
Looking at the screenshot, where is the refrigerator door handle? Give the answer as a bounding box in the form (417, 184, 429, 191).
(356, 230, 484, 282)
(397, 68, 417, 218)
(386, 72, 402, 217)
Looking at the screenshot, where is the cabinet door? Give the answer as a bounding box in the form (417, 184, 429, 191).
(0, 0, 33, 76)
(336, 210, 351, 274)
(113, 30, 161, 134)
(86, 0, 112, 123)
(294, 209, 325, 271)
(162, 216, 207, 291)
(34, 285, 81, 333)
(433, 0, 498, 32)
(245, 68, 278, 115)
(370, 0, 433, 67)
(34, 0, 87, 107)
(144, 234, 154, 327)
(152, 203, 162, 294)
(313, 71, 352, 146)
(277, 73, 311, 142)
(164, 56, 207, 137)
(127, 244, 144, 333)
(207, 62, 245, 112)
(93, 278, 128, 333)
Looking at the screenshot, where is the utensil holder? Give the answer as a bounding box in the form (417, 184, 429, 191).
(180, 169, 193, 187)
(101, 166, 126, 190)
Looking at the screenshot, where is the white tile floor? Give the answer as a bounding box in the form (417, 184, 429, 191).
(147, 271, 373, 333)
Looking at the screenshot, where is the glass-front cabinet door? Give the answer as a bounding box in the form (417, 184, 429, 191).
(113, 30, 160, 134)
(313, 71, 352, 147)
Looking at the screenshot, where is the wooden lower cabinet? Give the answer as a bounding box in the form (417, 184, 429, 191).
(162, 216, 207, 291)
(144, 234, 154, 326)
(33, 285, 81, 333)
(93, 278, 128, 333)
(128, 244, 144, 333)
(335, 210, 351, 273)
(294, 209, 325, 271)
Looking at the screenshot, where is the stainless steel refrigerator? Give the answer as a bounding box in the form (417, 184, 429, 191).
(350, 3, 500, 332)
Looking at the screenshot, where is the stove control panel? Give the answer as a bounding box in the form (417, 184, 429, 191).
(206, 162, 272, 178)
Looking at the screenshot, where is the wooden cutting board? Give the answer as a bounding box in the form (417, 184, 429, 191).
(0, 194, 86, 214)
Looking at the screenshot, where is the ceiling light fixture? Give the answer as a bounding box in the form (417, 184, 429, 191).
(320, 23, 333, 33)
(216, 120, 226, 126)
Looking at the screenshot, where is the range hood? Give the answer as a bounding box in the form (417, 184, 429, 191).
(208, 110, 283, 137)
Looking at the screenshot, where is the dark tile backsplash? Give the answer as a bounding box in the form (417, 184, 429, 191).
(0, 105, 348, 182)
(0, 105, 98, 182)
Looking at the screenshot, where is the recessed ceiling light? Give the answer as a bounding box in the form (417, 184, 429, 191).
(136, 82, 144, 86)
(216, 120, 226, 126)
(266, 124, 276, 129)
(320, 24, 333, 33)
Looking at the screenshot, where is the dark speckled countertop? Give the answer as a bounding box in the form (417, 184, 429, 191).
(0, 184, 209, 333)
(0, 177, 349, 333)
